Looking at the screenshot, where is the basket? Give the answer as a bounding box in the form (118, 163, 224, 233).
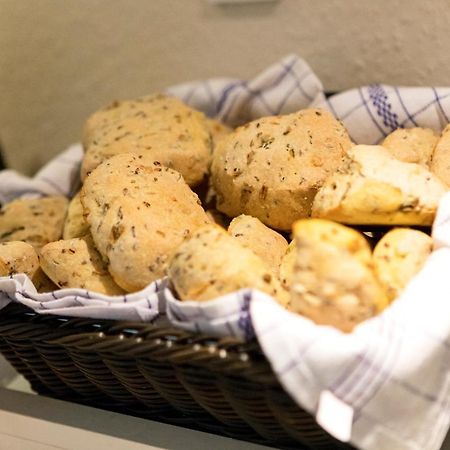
(0, 302, 354, 450)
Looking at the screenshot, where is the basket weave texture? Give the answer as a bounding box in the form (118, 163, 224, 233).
(0, 303, 354, 449)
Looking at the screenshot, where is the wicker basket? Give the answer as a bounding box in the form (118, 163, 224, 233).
(0, 302, 355, 449)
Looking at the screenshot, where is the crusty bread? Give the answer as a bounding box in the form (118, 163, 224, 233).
(373, 228, 432, 301)
(290, 219, 387, 332)
(312, 145, 447, 225)
(81, 94, 212, 186)
(81, 153, 210, 292)
(40, 235, 125, 295)
(168, 224, 288, 305)
(63, 192, 90, 239)
(0, 241, 39, 278)
(430, 124, 450, 187)
(228, 214, 288, 276)
(210, 109, 353, 230)
(382, 127, 438, 166)
(0, 196, 68, 249)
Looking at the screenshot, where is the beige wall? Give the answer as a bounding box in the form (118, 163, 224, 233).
(0, 0, 449, 174)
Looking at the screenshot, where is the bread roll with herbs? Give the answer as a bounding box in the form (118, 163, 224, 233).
(312, 145, 447, 226)
(81, 94, 212, 186)
(81, 153, 210, 292)
(279, 240, 296, 289)
(40, 235, 125, 295)
(430, 124, 450, 187)
(290, 219, 387, 332)
(0, 196, 68, 249)
(168, 224, 288, 305)
(0, 241, 39, 279)
(382, 127, 438, 166)
(373, 228, 432, 302)
(210, 109, 353, 230)
(228, 214, 288, 276)
(63, 192, 90, 239)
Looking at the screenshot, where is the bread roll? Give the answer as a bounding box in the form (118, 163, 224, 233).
(290, 219, 387, 332)
(312, 145, 447, 225)
(81, 94, 212, 186)
(0, 241, 39, 278)
(382, 127, 438, 166)
(210, 109, 353, 230)
(168, 224, 287, 305)
(430, 124, 450, 187)
(81, 153, 210, 292)
(373, 228, 432, 301)
(63, 192, 90, 239)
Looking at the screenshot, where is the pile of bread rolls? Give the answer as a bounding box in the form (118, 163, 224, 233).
(0, 93, 448, 332)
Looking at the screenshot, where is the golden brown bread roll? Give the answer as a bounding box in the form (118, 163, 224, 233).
(290, 219, 387, 332)
(382, 127, 438, 166)
(430, 124, 450, 187)
(312, 145, 447, 225)
(0, 241, 39, 278)
(210, 108, 353, 230)
(81, 94, 212, 186)
(373, 228, 432, 301)
(168, 224, 288, 305)
(63, 192, 90, 239)
(81, 153, 210, 292)
(228, 214, 288, 276)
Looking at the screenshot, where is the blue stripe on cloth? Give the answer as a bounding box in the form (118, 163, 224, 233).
(394, 86, 418, 127)
(399, 93, 450, 127)
(358, 87, 388, 137)
(433, 87, 450, 123)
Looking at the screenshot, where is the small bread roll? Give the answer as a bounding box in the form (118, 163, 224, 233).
(168, 225, 287, 305)
(40, 235, 125, 295)
(0, 196, 68, 249)
(312, 145, 447, 225)
(63, 192, 90, 239)
(430, 124, 450, 187)
(290, 219, 387, 332)
(0, 241, 39, 278)
(32, 268, 58, 293)
(382, 127, 438, 166)
(81, 153, 210, 292)
(211, 109, 353, 230)
(228, 215, 288, 276)
(279, 240, 296, 289)
(373, 228, 432, 301)
(206, 118, 233, 151)
(81, 94, 212, 186)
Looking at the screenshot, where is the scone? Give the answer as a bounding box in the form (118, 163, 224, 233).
(0, 241, 39, 278)
(168, 224, 287, 305)
(40, 235, 125, 295)
(382, 127, 438, 166)
(228, 214, 288, 276)
(81, 153, 210, 292)
(290, 219, 387, 332)
(430, 124, 450, 187)
(312, 145, 447, 225)
(63, 192, 90, 239)
(81, 94, 212, 186)
(210, 109, 353, 230)
(0, 196, 68, 248)
(373, 228, 432, 301)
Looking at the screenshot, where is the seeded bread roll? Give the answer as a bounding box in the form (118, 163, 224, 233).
(0, 241, 39, 278)
(81, 94, 212, 186)
(312, 145, 447, 225)
(228, 214, 288, 276)
(40, 235, 125, 295)
(81, 153, 210, 292)
(290, 219, 388, 332)
(382, 127, 438, 166)
(0, 196, 68, 249)
(63, 192, 90, 239)
(373, 228, 432, 302)
(279, 240, 296, 289)
(168, 224, 288, 305)
(430, 124, 450, 187)
(206, 118, 232, 150)
(210, 109, 353, 230)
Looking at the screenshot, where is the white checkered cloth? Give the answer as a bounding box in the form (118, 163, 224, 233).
(0, 54, 449, 450)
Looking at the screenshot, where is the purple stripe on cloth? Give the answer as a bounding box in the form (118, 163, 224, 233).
(433, 87, 450, 123)
(394, 87, 419, 127)
(281, 64, 314, 102)
(358, 88, 388, 137)
(399, 93, 450, 127)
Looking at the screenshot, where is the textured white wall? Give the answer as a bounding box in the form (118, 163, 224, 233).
(0, 0, 449, 174)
